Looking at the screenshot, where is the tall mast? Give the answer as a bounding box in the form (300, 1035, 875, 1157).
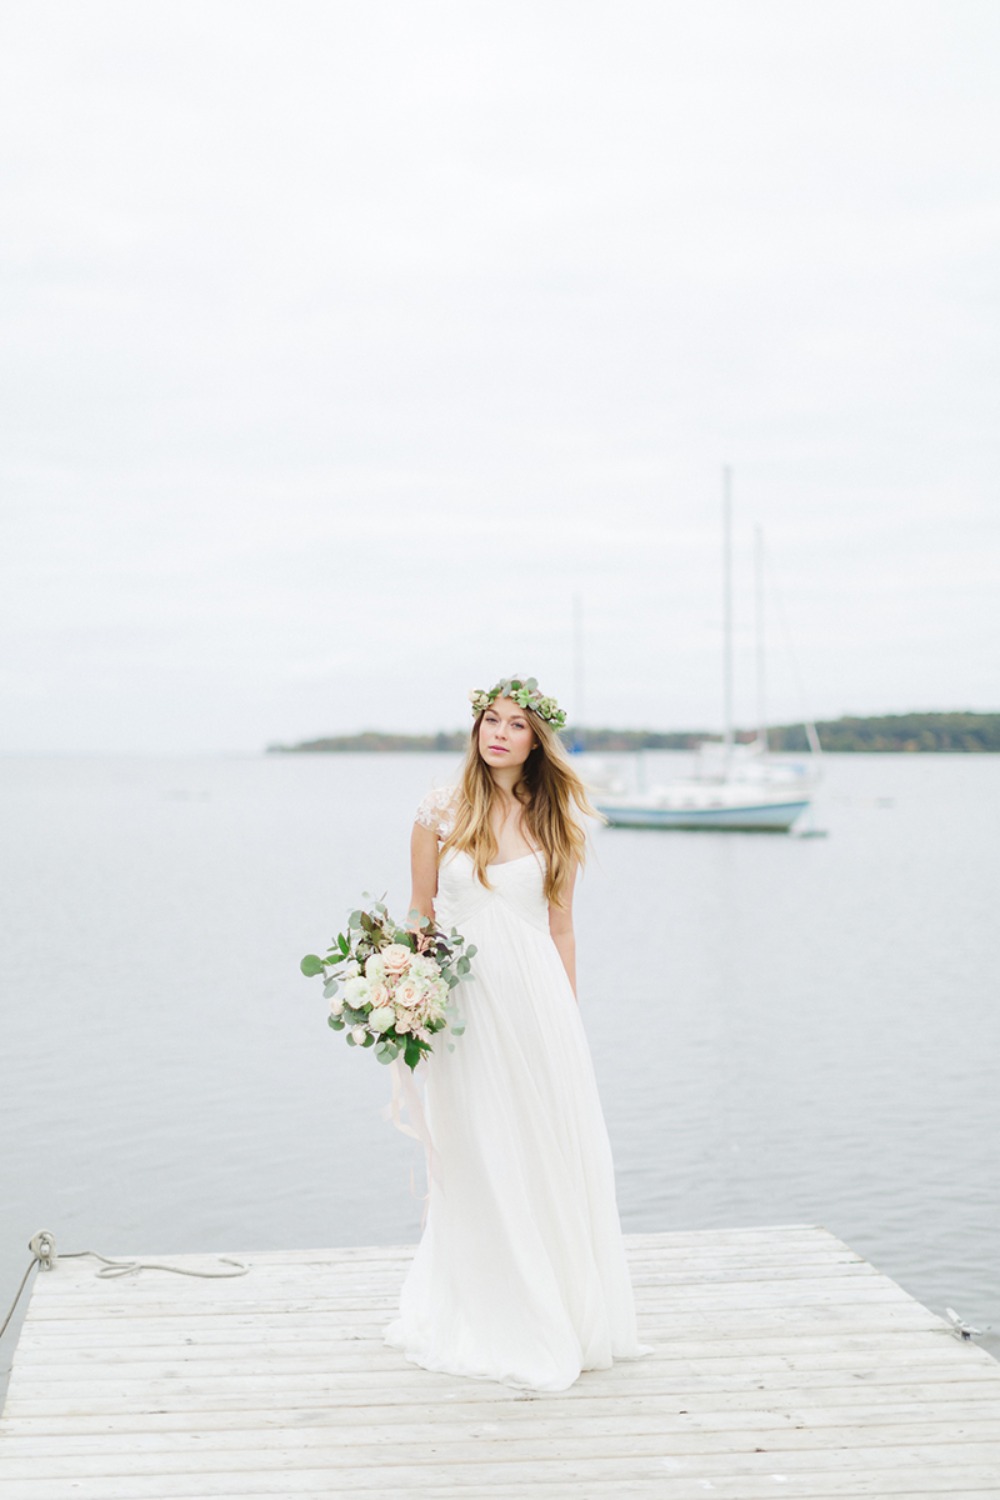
(722, 465, 734, 775)
(755, 522, 768, 752)
(572, 592, 585, 752)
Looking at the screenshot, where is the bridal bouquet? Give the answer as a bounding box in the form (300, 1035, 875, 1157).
(300, 898, 474, 1072)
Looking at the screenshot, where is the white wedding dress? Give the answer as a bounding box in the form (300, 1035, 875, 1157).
(384, 788, 646, 1391)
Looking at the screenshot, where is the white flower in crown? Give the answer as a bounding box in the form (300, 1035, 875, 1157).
(369, 1005, 396, 1034)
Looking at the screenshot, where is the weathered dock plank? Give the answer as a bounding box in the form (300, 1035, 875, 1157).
(1, 1226, 998, 1499)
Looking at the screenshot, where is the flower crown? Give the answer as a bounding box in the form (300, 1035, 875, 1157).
(469, 676, 567, 730)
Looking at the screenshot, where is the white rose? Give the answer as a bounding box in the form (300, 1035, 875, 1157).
(350, 1024, 368, 1045)
(369, 1005, 395, 1034)
(381, 944, 413, 977)
(329, 997, 344, 1017)
(366, 953, 386, 982)
(344, 975, 371, 1007)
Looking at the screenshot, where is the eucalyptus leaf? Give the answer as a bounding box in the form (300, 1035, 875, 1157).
(323, 978, 339, 998)
(404, 1037, 422, 1071)
(328, 1016, 345, 1031)
(300, 954, 325, 977)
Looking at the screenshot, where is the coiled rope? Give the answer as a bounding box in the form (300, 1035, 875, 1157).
(1, 1230, 249, 1342)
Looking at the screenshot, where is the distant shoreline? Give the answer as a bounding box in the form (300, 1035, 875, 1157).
(268, 711, 1000, 755)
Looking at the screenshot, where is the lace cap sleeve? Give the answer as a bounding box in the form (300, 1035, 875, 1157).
(415, 785, 457, 838)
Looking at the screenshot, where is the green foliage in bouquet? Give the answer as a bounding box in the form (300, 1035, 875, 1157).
(300, 896, 475, 1072)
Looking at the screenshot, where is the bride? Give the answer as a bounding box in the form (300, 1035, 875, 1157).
(384, 675, 646, 1391)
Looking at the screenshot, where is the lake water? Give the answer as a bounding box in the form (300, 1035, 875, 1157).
(1, 750, 998, 1380)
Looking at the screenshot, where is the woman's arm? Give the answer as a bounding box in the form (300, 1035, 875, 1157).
(548, 862, 578, 999)
(409, 821, 440, 925)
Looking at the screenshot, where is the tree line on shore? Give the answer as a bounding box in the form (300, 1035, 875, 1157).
(269, 711, 999, 755)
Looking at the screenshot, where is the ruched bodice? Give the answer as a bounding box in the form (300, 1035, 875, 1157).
(437, 849, 551, 934)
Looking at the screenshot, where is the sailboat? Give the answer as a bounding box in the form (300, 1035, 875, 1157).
(595, 469, 820, 833)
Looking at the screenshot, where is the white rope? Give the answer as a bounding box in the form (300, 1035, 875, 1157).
(60, 1249, 250, 1281)
(1, 1229, 249, 1340)
(0, 1258, 37, 1343)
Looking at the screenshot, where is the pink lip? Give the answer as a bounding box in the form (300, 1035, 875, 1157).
(488, 745, 508, 752)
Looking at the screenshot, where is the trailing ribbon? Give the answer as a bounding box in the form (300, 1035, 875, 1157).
(384, 1059, 441, 1226)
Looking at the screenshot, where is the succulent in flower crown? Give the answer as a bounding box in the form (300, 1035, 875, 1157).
(468, 676, 567, 730)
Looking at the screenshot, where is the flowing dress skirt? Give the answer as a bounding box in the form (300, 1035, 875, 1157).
(385, 849, 645, 1391)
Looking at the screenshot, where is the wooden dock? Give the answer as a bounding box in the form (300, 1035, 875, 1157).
(1, 1225, 999, 1498)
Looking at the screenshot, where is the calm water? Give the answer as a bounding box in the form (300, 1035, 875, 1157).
(1, 750, 998, 1377)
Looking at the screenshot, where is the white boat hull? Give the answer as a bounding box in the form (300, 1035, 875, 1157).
(596, 792, 811, 832)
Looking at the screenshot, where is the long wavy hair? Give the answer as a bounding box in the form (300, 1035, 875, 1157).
(440, 708, 598, 907)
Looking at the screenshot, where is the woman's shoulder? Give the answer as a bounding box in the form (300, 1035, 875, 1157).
(414, 785, 459, 837)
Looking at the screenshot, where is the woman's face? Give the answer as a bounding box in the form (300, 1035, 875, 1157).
(478, 696, 536, 772)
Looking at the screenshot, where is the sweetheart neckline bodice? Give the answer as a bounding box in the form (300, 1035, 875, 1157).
(445, 847, 543, 871)
(488, 850, 542, 868)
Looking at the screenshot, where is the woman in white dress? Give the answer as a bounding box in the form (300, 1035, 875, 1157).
(385, 675, 645, 1391)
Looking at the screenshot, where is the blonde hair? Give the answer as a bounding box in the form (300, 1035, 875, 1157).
(440, 709, 598, 907)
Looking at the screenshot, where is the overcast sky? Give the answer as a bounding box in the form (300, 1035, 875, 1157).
(2, 0, 997, 753)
